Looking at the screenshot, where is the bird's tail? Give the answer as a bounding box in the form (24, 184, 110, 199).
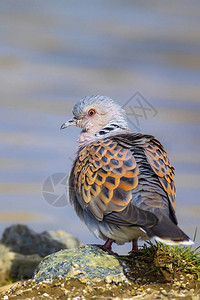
(145, 215, 193, 246)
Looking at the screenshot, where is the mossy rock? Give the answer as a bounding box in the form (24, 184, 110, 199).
(33, 245, 127, 284)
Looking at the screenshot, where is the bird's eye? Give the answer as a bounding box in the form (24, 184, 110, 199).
(88, 109, 96, 117)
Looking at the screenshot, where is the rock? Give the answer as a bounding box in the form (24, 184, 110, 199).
(10, 253, 42, 279)
(0, 224, 81, 283)
(0, 244, 15, 282)
(41, 230, 80, 250)
(0, 244, 41, 281)
(33, 245, 128, 284)
(1, 224, 80, 257)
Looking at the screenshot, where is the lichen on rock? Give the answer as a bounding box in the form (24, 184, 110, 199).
(33, 245, 128, 284)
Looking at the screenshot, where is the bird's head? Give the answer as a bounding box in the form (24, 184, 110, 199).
(61, 95, 129, 146)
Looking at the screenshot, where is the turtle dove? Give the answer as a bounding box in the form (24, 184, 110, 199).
(61, 95, 193, 253)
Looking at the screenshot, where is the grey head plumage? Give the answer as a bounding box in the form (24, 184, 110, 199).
(61, 95, 130, 146)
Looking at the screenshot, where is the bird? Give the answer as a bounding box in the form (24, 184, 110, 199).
(61, 95, 193, 254)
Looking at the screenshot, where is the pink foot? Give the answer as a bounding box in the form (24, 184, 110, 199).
(88, 239, 117, 255)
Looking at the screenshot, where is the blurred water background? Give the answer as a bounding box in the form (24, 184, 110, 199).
(0, 0, 200, 253)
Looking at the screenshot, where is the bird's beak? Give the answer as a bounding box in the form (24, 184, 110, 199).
(60, 117, 77, 130)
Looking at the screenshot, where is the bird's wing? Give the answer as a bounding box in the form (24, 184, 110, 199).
(70, 138, 158, 227)
(144, 140, 176, 212)
(110, 133, 176, 222)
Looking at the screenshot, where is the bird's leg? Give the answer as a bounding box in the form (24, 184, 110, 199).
(129, 239, 138, 257)
(132, 239, 138, 251)
(89, 238, 116, 255)
(102, 238, 114, 252)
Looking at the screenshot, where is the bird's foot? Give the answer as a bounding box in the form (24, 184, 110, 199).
(88, 239, 117, 255)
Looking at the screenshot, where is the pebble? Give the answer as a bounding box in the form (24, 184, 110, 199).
(64, 290, 69, 296)
(105, 275, 113, 284)
(177, 292, 185, 297)
(16, 290, 23, 296)
(43, 293, 49, 297)
(161, 289, 167, 295)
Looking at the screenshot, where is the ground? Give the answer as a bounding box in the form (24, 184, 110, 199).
(0, 242, 200, 299)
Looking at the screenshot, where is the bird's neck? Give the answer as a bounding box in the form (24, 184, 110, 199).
(78, 121, 130, 147)
(95, 122, 130, 139)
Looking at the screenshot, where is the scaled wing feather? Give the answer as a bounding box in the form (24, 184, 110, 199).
(72, 138, 139, 220)
(144, 141, 176, 212)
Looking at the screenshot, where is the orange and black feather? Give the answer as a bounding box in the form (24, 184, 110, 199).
(72, 139, 139, 219)
(144, 141, 176, 212)
(69, 136, 159, 228)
